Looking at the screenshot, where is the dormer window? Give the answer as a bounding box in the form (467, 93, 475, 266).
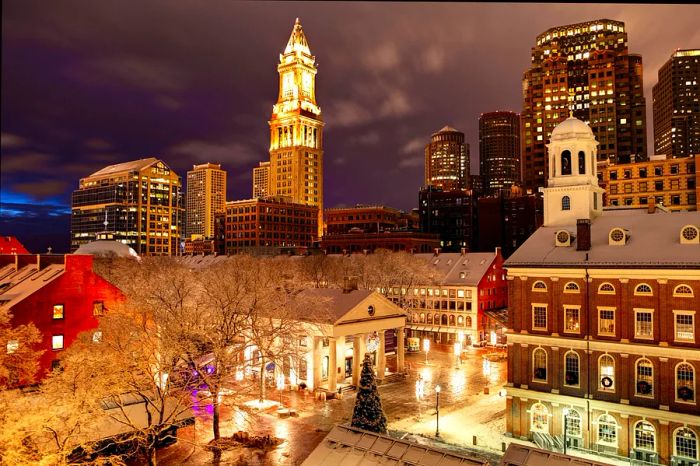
(680, 225, 699, 244)
(609, 227, 629, 245)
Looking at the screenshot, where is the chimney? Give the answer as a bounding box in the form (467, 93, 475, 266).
(342, 276, 358, 294)
(648, 202, 656, 214)
(434, 248, 441, 256)
(576, 219, 591, 251)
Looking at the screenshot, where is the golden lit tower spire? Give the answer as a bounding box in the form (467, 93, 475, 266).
(268, 18, 324, 238)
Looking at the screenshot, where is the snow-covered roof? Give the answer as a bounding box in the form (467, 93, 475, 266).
(301, 424, 488, 466)
(414, 252, 498, 286)
(505, 209, 700, 269)
(0, 263, 64, 309)
(297, 288, 375, 323)
(88, 158, 160, 177)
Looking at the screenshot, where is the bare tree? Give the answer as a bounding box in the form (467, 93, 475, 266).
(0, 307, 43, 389)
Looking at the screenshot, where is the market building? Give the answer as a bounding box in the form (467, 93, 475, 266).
(504, 113, 700, 465)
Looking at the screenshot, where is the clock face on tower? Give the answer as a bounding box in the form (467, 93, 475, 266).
(302, 72, 312, 95)
(282, 72, 294, 98)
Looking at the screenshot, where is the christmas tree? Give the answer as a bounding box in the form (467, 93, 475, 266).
(350, 353, 387, 434)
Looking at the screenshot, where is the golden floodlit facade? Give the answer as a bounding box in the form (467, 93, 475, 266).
(268, 18, 324, 238)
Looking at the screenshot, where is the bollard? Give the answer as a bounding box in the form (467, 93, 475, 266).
(502, 442, 506, 452)
(473, 435, 477, 445)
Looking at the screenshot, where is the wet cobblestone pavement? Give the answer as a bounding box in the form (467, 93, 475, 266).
(156, 346, 509, 465)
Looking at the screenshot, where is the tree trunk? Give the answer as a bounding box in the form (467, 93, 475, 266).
(212, 389, 221, 441)
(147, 446, 157, 466)
(259, 361, 266, 402)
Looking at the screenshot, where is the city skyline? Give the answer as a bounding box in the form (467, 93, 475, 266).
(2, 2, 700, 252)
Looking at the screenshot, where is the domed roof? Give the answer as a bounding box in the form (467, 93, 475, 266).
(550, 115, 594, 140)
(74, 240, 140, 260)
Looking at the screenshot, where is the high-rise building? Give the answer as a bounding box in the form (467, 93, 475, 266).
(186, 163, 226, 239)
(268, 18, 324, 237)
(71, 158, 183, 256)
(252, 161, 270, 198)
(653, 49, 700, 159)
(424, 126, 469, 191)
(504, 114, 700, 464)
(521, 19, 647, 191)
(479, 111, 521, 194)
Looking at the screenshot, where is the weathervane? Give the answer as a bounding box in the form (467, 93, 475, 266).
(568, 89, 575, 117)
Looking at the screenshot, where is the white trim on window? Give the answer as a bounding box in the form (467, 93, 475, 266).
(673, 310, 696, 343)
(598, 307, 616, 337)
(532, 304, 548, 331)
(675, 361, 696, 405)
(633, 308, 654, 340)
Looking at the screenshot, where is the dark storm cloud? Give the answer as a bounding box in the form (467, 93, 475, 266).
(2, 1, 699, 230)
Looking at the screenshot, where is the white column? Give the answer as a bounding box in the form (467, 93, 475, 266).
(377, 330, 386, 380)
(312, 336, 322, 390)
(328, 337, 337, 392)
(397, 327, 405, 372)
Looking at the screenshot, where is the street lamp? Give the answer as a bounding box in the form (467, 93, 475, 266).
(453, 341, 462, 368)
(423, 338, 430, 364)
(435, 384, 441, 438)
(563, 408, 570, 454)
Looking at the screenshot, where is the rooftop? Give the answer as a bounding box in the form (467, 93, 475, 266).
(88, 158, 160, 177)
(505, 209, 700, 269)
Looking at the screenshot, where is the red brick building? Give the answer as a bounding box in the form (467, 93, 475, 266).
(321, 231, 439, 254)
(324, 205, 418, 236)
(0, 254, 123, 382)
(225, 197, 318, 254)
(504, 115, 699, 465)
(395, 248, 507, 345)
(0, 236, 29, 254)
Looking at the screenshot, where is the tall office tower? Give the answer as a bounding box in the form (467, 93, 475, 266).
(424, 126, 470, 191)
(71, 158, 183, 256)
(252, 161, 270, 198)
(268, 18, 324, 237)
(521, 19, 647, 191)
(186, 163, 227, 239)
(479, 111, 521, 194)
(653, 49, 700, 158)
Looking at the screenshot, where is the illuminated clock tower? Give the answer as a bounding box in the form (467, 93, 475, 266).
(269, 18, 324, 237)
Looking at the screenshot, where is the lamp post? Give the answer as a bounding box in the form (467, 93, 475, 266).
(423, 338, 430, 364)
(435, 384, 441, 438)
(454, 341, 462, 368)
(277, 373, 285, 408)
(563, 408, 569, 454)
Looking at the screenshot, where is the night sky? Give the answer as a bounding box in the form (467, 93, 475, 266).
(2, 2, 699, 252)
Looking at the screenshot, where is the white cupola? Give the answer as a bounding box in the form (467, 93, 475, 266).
(543, 113, 604, 227)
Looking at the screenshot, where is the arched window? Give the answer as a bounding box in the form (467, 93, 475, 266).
(412, 313, 419, 323)
(676, 363, 695, 403)
(598, 282, 615, 294)
(466, 316, 472, 327)
(635, 421, 656, 452)
(599, 354, 615, 391)
(562, 196, 571, 211)
(674, 284, 694, 297)
(419, 313, 426, 323)
(532, 281, 547, 292)
(449, 315, 455, 326)
(434, 313, 440, 324)
(531, 403, 549, 433)
(441, 314, 448, 325)
(674, 427, 698, 460)
(564, 282, 580, 293)
(634, 283, 653, 296)
(564, 351, 580, 386)
(597, 414, 618, 445)
(457, 315, 463, 325)
(578, 151, 586, 175)
(561, 150, 572, 175)
(533, 348, 547, 381)
(564, 409, 582, 438)
(427, 313, 433, 324)
(635, 358, 654, 396)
